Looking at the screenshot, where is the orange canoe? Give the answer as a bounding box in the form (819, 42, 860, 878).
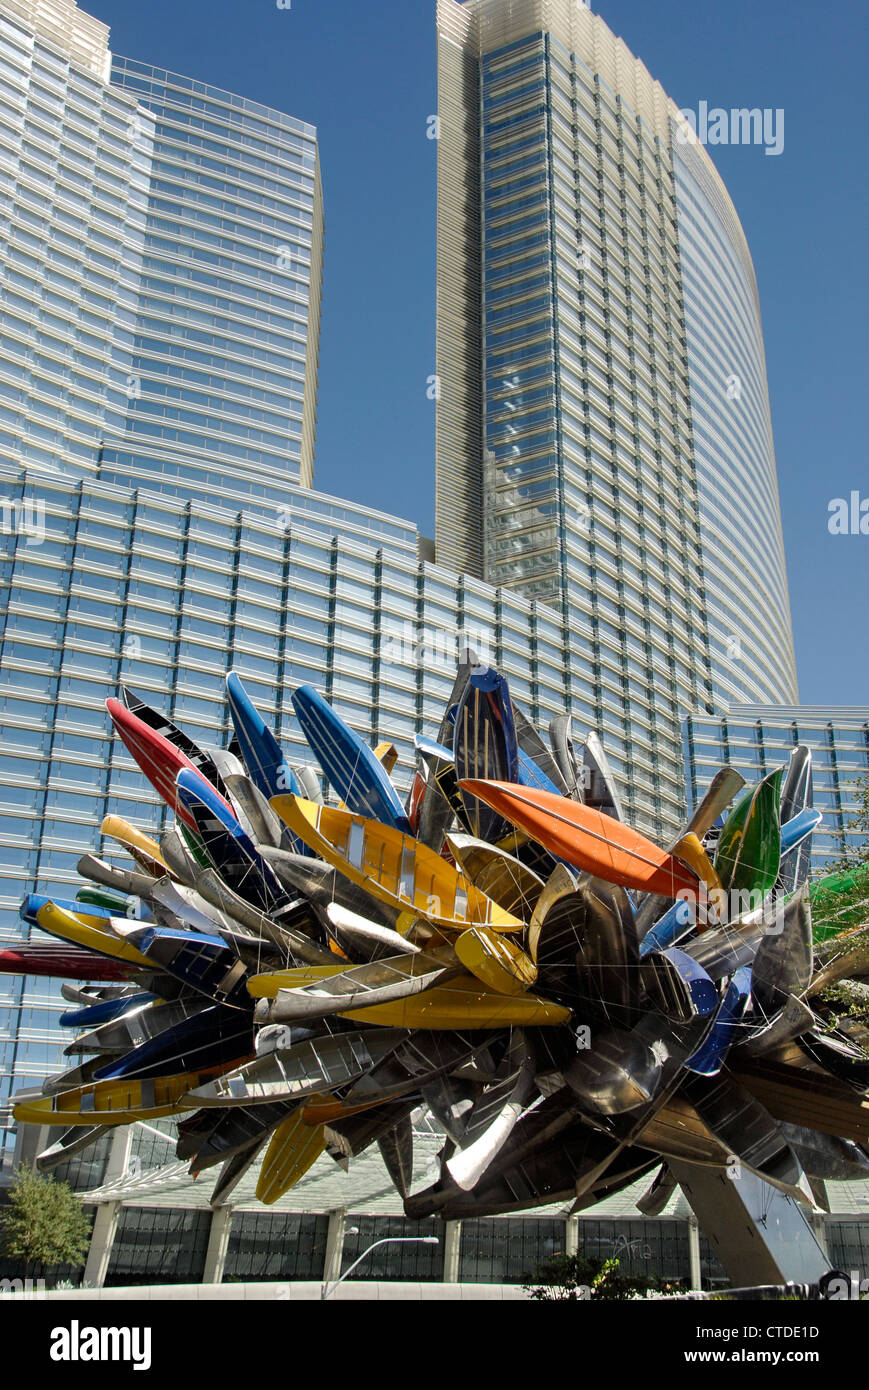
(459, 780, 700, 899)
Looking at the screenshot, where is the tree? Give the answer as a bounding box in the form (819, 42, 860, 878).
(0, 1165, 91, 1281)
(523, 1252, 672, 1301)
(825, 773, 869, 875)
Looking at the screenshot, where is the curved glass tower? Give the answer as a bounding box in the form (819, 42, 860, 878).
(672, 132, 796, 707)
(435, 0, 799, 817)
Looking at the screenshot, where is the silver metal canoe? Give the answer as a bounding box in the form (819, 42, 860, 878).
(194, 867, 331, 965)
(77, 855, 155, 899)
(737, 993, 816, 1056)
(446, 1030, 537, 1190)
(377, 1115, 414, 1197)
(684, 767, 748, 840)
(324, 902, 425, 958)
(267, 947, 458, 1024)
(210, 1133, 270, 1206)
(177, 1099, 296, 1166)
(777, 747, 814, 895)
(342, 1030, 487, 1109)
(223, 773, 284, 849)
(260, 846, 404, 937)
(751, 883, 813, 1008)
(446, 833, 545, 918)
(564, 1027, 664, 1114)
(160, 829, 201, 888)
(65, 997, 210, 1059)
(548, 715, 583, 800)
(635, 768, 747, 936)
(187, 1029, 409, 1107)
(36, 1124, 107, 1172)
(581, 731, 625, 822)
(295, 765, 323, 804)
(687, 888, 812, 985)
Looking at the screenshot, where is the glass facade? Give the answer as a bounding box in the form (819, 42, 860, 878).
(684, 705, 869, 872)
(0, 2, 324, 497)
(436, 0, 799, 835)
(225, 1212, 329, 1283)
(105, 1206, 212, 1286)
(108, 56, 323, 493)
(672, 136, 797, 707)
(0, 5, 152, 477)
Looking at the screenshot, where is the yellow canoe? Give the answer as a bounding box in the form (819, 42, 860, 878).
(247, 964, 350, 999)
(339, 973, 570, 1028)
(270, 795, 522, 934)
(671, 832, 722, 898)
(454, 926, 538, 997)
(101, 814, 168, 877)
(35, 902, 152, 969)
(374, 742, 399, 775)
(256, 1108, 327, 1204)
(12, 1066, 230, 1127)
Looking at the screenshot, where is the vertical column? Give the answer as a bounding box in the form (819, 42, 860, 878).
(105, 1125, 133, 1183)
(83, 1202, 121, 1289)
(323, 1208, 347, 1286)
(82, 1126, 133, 1288)
(687, 1215, 702, 1291)
(443, 1220, 462, 1283)
(202, 1206, 233, 1285)
(564, 1217, 579, 1259)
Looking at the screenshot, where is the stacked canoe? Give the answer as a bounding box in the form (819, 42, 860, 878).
(9, 665, 869, 1217)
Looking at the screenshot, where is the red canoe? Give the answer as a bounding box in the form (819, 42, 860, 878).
(106, 698, 233, 833)
(0, 943, 137, 981)
(459, 779, 700, 898)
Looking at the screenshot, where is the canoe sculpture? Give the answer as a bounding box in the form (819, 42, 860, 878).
(11, 660, 867, 1229)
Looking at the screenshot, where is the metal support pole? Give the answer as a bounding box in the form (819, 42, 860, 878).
(687, 1215, 702, 1290)
(83, 1201, 120, 1289)
(323, 1207, 347, 1285)
(202, 1205, 233, 1285)
(443, 1220, 461, 1282)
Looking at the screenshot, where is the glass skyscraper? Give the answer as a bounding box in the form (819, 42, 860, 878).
(435, 0, 799, 836)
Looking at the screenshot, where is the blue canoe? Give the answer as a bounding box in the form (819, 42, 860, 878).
(291, 684, 411, 831)
(226, 671, 301, 801)
(59, 991, 158, 1030)
(132, 925, 252, 1009)
(23, 893, 114, 929)
(93, 1003, 254, 1082)
(684, 966, 753, 1076)
(176, 768, 292, 916)
(226, 671, 311, 856)
(453, 667, 520, 842)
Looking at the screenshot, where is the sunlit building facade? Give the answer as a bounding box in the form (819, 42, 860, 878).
(435, 0, 798, 838)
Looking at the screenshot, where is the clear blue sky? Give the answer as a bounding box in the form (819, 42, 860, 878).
(88, 0, 868, 707)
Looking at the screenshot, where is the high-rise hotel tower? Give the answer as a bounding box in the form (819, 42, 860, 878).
(435, 0, 799, 801)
